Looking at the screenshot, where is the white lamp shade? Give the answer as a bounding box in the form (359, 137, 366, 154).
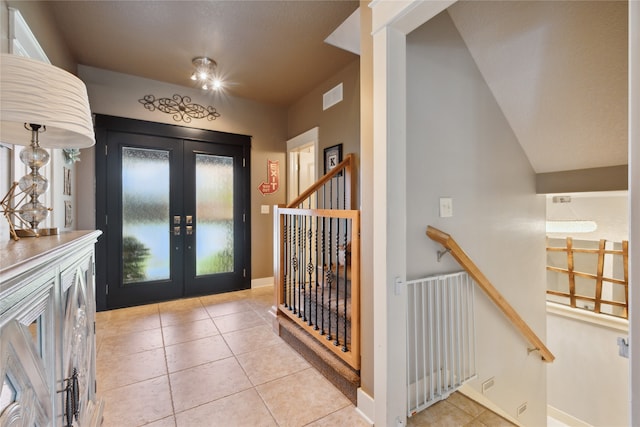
(0, 53, 95, 148)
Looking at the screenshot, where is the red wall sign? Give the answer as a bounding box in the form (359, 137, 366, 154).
(258, 159, 279, 195)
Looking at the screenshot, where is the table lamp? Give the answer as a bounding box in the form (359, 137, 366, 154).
(0, 53, 95, 240)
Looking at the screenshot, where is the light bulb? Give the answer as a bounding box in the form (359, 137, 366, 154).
(199, 71, 208, 80)
(213, 79, 222, 90)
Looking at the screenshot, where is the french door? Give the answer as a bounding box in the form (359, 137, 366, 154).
(94, 115, 251, 310)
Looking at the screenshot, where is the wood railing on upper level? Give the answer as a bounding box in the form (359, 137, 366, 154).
(547, 237, 629, 319)
(274, 153, 360, 370)
(426, 226, 555, 363)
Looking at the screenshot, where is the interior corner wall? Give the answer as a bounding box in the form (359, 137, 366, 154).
(405, 11, 547, 425)
(359, 0, 374, 399)
(76, 66, 288, 280)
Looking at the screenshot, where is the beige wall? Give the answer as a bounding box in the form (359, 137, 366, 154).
(287, 58, 360, 190)
(76, 66, 288, 280)
(405, 11, 547, 425)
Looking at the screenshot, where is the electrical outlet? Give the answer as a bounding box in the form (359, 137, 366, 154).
(482, 377, 495, 394)
(517, 402, 528, 417)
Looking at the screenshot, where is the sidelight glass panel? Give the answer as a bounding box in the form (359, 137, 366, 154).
(195, 154, 234, 275)
(122, 147, 170, 283)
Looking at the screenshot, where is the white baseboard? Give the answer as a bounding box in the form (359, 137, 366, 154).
(251, 277, 273, 288)
(458, 385, 521, 426)
(547, 406, 593, 427)
(356, 388, 375, 426)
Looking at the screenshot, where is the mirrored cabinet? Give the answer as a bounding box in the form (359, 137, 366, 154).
(1, 231, 102, 426)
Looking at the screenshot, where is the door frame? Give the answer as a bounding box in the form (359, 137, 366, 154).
(94, 115, 251, 311)
(286, 127, 318, 204)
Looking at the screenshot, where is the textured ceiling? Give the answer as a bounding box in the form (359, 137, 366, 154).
(45, 0, 359, 107)
(33, 1, 629, 174)
(447, 1, 628, 173)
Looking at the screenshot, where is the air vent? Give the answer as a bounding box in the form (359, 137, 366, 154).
(482, 377, 495, 394)
(323, 83, 343, 110)
(552, 195, 571, 203)
(517, 402, 528, 417)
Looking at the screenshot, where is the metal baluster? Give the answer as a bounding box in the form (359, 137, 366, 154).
(297, 215, 302, 318)
(307, 217, 313, 326)
(283, 215, 288, 309)
(292, 215, 298, 314)
(314, 214, 319, 330)
(342, 217, 348, 352)
(334, 217, 340, 346)
(320, 216, 326, 335)
(300, 216, 309, 322)
(326, 216, 333, 341)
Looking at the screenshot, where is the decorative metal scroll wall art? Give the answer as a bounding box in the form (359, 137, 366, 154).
(138, 94, 221, 123)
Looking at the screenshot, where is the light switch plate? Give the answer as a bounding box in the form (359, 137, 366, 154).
(261, 205, 270, 214)
(439, 197, 453, 218)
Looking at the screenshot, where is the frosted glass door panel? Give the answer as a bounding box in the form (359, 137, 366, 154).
(195, 154, 234, 275)
(122, 147, 170, 284)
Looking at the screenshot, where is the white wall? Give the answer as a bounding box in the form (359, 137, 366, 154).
(546, 192, 628, 243)
(547, 307, 629, 426)
(405, 10, 547, 425)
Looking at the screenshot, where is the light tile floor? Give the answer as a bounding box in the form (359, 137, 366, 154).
(96, 285, 514, 427)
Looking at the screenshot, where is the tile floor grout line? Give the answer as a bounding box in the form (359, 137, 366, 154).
(157, 303, 179, 427)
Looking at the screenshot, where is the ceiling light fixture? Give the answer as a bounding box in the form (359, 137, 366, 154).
(546, 195, 598, 234)
(191, 56, 222, 91)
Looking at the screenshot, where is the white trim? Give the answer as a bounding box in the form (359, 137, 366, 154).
(286, 127, 319, 152)
(251, 277, 273, 289)
(458, 385, 521, 426)
(355, 388, 375, 426)
(546, 302, 629, 333)
(286, 127, 319, 203)
(548, 405, 593, 427)
(629, 2, 640, 423)
(8, 8, 50, 63)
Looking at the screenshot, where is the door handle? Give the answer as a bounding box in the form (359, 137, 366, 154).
(186, 225, 193, 235)
(173, 226, 181, 236)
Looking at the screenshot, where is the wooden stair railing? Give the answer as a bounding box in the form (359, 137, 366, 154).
(426, 226, 555, 363)
(287, 153, 355, 209)
(274, 153, 360, 370)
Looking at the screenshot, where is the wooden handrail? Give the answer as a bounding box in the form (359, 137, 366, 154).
(426, 226, 555, 363)
(287, 153, 355, 208)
